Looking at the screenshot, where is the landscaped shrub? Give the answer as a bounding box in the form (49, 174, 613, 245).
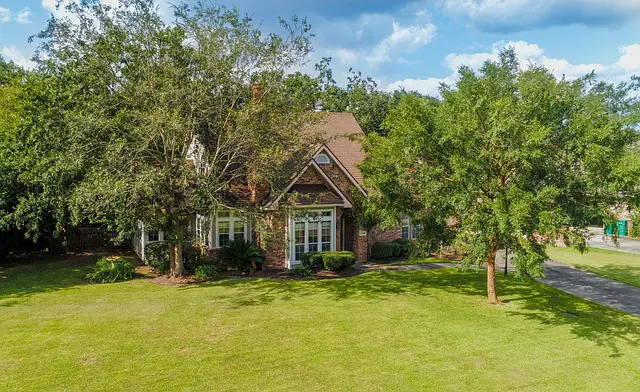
(217, 240, 265, 273)
(183, 243, 206, 272)
(291, 264, 312, 276)
(194, 264, 219, 280)
(145, 242, 170, 274)
(392, 239, 417, 257)
(86, 257, 134, 283)
(301, 251, 355, 271)
(301, 252, 323, 268)
(371, 242, 395, 259)
(321, 251, 356, 271)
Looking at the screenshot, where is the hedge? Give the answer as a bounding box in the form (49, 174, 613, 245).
(371, 240, 417, 260)
(371, 242, 397, 259)
(300, 251, 356, 271)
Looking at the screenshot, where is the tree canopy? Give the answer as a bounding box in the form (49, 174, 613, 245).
(362, 48, 640, 303)
(1, 0, 320, 274)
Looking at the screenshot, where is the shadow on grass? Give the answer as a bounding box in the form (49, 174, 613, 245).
(3, 257, 639, 357)
(0, 254, 116, 305)
(186, 268, 640, 357)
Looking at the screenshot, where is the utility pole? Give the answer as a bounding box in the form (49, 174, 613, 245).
(504, 247, 508, 276)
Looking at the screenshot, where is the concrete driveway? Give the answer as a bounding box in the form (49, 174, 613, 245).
(587, 227, 640, 254)
(496, 247, 640, 317)
(538, 260, 640, 317)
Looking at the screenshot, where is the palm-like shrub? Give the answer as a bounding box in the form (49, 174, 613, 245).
(217, 240, 265, 273)
(86, 257, 134, 283)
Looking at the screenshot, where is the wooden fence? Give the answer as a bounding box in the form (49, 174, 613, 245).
(52, 227, 125, 253)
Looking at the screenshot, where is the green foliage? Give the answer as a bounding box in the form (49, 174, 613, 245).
(307, 58, 426, 136)
(291, 264, 312, 276)
(194, 264, 219, 280)
(217, 240, 265, 273)
(301, 252, 323, 268)
(321, 251, 356, 271)
(300, 251, 355, 270)
(85, 257, 134, 283)
(182, 244, 207, 273)
(391, 239, 416, 257)
(363, 47, 640, 300)
(630, 210, 640, 238)
(371, 242, 396, 260)
(5, 0, 318, 276)
(145, 242, 170, 274)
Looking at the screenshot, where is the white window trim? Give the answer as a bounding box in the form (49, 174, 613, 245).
(287, 207, 336, 268)
(401, 217, 421, 241)
(315, 153, 331, 164)
(212, 210, 249, 249)
(195, 214, 210, 248)
(401, 218, 410, 241)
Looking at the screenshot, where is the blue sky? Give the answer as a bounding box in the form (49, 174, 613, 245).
(2, 0, 640, 96)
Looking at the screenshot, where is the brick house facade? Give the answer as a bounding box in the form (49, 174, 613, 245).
(134, 112, 405, 268)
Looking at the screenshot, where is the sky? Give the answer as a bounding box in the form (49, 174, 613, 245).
(1, 0, 640, 96)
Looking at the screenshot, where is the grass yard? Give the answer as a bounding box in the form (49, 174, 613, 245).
(1, 255, 640, 391)
(386, 256, 455, 266)
(547, 246, 640, 288)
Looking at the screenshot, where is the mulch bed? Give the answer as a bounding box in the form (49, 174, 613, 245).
(147, 266, 365, 286)
(145, 253, 467, 286)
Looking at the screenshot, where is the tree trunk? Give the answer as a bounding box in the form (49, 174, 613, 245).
(173, 241, 186, 277)
(486, 240, 499, 304)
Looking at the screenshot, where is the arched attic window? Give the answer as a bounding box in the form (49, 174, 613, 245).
(315, 153, 331, 164)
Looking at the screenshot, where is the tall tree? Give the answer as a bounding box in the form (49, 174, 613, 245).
(362, 48, 640, 303)
(314, 58, 399, 135)
(30, 0, 318, 276)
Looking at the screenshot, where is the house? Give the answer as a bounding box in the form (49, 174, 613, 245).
(133, 112, 423, 268)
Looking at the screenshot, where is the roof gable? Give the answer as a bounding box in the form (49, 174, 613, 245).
(313, 113, 367, 186)
(265, 160, 352, 208)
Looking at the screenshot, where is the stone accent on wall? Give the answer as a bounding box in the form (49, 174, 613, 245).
(296, 164, 326, 185)
(317, 162, 359, 204)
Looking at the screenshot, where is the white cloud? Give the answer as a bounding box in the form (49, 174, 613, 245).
(387, 76, 454, 96)
(42, 0, 171, 20)
(441, 0, 640, 32)
(329, 48, 359, 65)
(386, 40, 640, 96)
(0, 7, 11, 22)
(15, 7, 31, 24)
(367, 22, 437, 64)
(1, 46, 36, 69)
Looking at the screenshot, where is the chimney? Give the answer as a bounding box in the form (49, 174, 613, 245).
(252, 82, 263, 103)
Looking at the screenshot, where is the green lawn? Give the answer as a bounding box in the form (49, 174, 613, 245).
(547, 246, 640, 288)
(387, 256, 455, 266)
(1, 255, 640, 391)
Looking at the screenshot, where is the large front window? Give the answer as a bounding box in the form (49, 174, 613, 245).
(291, 210, 334, 263)
(216, 210, 247, 248)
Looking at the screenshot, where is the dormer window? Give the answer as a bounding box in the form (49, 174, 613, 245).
(315, 153, 331, 164)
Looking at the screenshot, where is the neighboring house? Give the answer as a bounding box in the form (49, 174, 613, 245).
(133, 112, 416, 268)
